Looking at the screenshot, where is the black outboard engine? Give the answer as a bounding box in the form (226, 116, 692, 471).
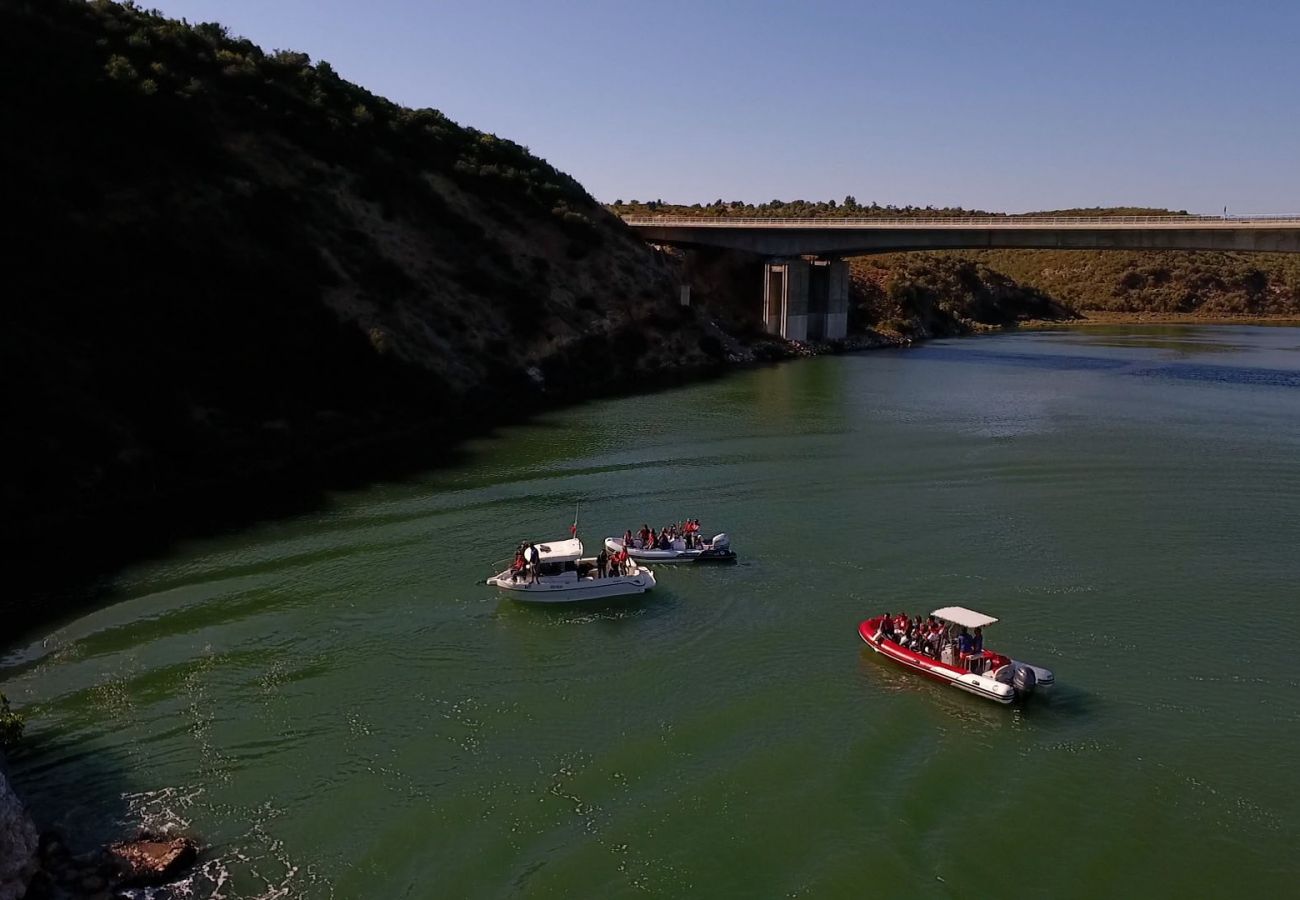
(1012, 664, 1037, 697)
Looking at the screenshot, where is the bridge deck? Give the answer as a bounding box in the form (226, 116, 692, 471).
(623, 215, 1300, 230)
(622, 215, 1300, 255)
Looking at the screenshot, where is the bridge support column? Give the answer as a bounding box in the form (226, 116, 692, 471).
(825, 258, 849, 340)
(765, 258, 846, 341)
(762, 259, 809, 340)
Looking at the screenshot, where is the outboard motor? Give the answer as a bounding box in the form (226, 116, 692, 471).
(1012, 664, 1037, 697)
(710, 533, 730, 550)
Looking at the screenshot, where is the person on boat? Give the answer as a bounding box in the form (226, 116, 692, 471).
(893, 612, 910, 635)
(657, 531, 671, 550)
(526, 542, 541, 583)
(924, 619, 943, 657)
(957, 627, 973, 657)
(510, 547, 527, 582)
(876, 614, 894, 642)
(596, 548, 608, 579)
(909, 622, 926, 653)
(623, 529, 635, 551)
(971, 627, 984, 654)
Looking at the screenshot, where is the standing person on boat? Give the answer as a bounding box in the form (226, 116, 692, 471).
(526, 542, 540, 583)
(596, 548, 608, 579)
(972, 627, 984, 654)
(956, 627, 973, 664)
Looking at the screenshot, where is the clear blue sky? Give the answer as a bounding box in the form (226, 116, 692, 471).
(160, 0, 1300, 214)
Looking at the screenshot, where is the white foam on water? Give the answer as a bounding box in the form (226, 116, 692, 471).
(115, 786, 333, 900)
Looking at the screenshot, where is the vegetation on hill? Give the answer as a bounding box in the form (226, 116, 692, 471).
(1, 0, 745, 611)
(609, 201, 1300, 318)
(957, 250, 1300, 316)
(849, 256, 1075, 337)
(0, 695, 20, 751)
(609, 200, 1190, 219)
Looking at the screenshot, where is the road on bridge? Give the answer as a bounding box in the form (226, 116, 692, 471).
(621, 215, 1300, 256)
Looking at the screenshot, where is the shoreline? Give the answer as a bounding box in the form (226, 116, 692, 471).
(1017, 311, 1300, 328)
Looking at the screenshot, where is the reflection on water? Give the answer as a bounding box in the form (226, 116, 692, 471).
(5, 325, 1300, 897)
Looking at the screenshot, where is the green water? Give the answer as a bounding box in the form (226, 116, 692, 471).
(4, 325, 1300, 898)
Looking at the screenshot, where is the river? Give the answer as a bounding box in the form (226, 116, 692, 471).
(4, 325, 1300, 898)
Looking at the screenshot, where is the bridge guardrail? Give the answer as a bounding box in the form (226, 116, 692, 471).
(620, 215, 1300, 228)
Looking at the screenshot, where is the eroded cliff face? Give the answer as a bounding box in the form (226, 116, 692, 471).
(0, 769, 37, 900)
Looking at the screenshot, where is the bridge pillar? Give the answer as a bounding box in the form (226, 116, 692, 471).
(826, 259, 849, 340)
(762, 259, 809, 340)
(763, 258, 846, 341)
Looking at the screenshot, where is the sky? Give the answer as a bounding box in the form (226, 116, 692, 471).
(157, 0, 1300, 214)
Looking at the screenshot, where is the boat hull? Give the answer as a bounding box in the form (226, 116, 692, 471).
(488, 567, 656, 604)
(858, 618, 1016, 705)
(604, 537, 736, 564)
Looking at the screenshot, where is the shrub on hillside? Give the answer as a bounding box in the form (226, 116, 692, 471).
(0, 693, 21, 750)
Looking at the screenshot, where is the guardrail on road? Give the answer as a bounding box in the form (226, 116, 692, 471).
(621, 215, 1300, 228)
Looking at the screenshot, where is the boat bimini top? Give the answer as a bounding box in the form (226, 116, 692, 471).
(531, 539, 583, 563)
(929, 606, 999, 629)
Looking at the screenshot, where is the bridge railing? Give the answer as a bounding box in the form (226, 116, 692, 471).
(620, 214, 1300, 228)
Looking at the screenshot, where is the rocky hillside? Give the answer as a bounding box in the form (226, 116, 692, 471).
(0, 767, 37, 900)
(1, 0, 748, 604)
(956, 249, 1300, 316)
(849, 255, 1076, 337)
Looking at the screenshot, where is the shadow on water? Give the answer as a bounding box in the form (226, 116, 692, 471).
(2, 361, 746, 651)
(4, 731, 135, 852)
(492, 588, 680, 627)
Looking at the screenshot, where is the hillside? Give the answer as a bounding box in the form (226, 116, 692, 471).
(609, 201, 1300, 319)
(1, 0, 758, 600)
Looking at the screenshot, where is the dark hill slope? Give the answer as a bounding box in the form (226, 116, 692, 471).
(1, 0, 730, 580)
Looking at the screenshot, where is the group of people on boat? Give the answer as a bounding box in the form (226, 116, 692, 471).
(592, 547, 632, 578)
(623, 519, 705, 552)
(507, 542, 542, 583)
(506, 541, 636, 583)
(874, 613, 987, 670)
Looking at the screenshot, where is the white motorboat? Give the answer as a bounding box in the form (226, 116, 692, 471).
(858, 606, 1055, 705)
(487, 538, 655, 603)
(604, 532, 735, 564)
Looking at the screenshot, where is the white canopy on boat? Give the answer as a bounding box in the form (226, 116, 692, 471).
(930, 606, 999, 629)
(534, 538, 583, 562)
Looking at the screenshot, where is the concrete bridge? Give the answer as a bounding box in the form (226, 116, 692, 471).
(623, 215, 1300, 341)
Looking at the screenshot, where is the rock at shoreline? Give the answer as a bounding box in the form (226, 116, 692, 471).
(106, 835, 198, 886)
(0, 771, 39, 900)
